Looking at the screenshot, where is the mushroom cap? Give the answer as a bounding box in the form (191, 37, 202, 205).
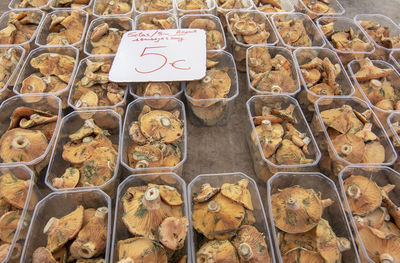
(193, 183, 220, 203)
(30, 53, 75, 77)
(117, 237, 167, 263)
(158, 216, 188, 250)
(52, 167, 80, 189)
(8, 107, 54, 130)
(0, 173, 29, 209)
(128, 144, 163, 169)
(301, 68, 321, 87)
(275, 139, 308, 165)
(232, 225, 271, 263)
(254, 121, 284, 158)
(354, 58, 394, 82)
(320, 106, 363, 134)
(32, 247, 57, 263)
(196, 240, 239, 263)
(344, 175, 382, 215)
(128, 121, 147, 145)
(282, 247, 324, 263)
(362, 141, 385, 164)
(143, 82, 173, 109)
(69, 119, 106, 142)
(354, 207, 389, 229)
(314, 219, 342, 263)
(83, 208, 97, 226)
(149, 184, 183, 206)
(307, 83, 336, 104)
(221, 179, 253, 210)
(0, 211, 20, 243)
(44, 205, 84, 252)
(270, 104, 298, 125)
(332, 134, 365, 163)
(192, 193, 245, 240)
(139, 110, 183, 143)
(21, 74, 46, 94)
(62, 141, 94, 165)
(0, 128, 48, 163)
(271, 185, 333, 234)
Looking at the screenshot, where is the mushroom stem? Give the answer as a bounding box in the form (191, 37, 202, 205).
(321, 198, 334, 208)
(286, 197, 300, 210)
(380, 253, 394, 263)
(382, 184, 395, 195)
(95, 207, 108, 219)
(79, 242, 96, 258)
(52, 178, 64, 188)
(43, 217, 59, 234)
(143, 187, 161, 210)
(341, 143, 353, 155)
(239, 243, 253, 260)
(11, 136, 30, 149)
(207, 200, 220, 213)
(337, 237, 351, 252)
(347, 184, 361, 199)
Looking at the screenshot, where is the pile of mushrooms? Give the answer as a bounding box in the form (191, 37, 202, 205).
(94, 0, 132, 16)
(193, 179, 271, 263)
(274, 17, 312, 47)
(0, 48, 21, 90)
(52, 0, 90, 8)
(251, 104, 315, 166)
(186, 18, 224, 50)
(89, 21, 130, 55)
(344, 175, 400, 262)
(46, 11, 86, 46)
(0, 11, 42, 48)
(136, 16, 176, 30)
(54, 118, 118, 189)
(178, 0, 209, 10)
(229, 13, 271, 45)
(300, 0, 336, 19)
(253, 0, 283, 13)
(389, 119, 400, 173)
(0, 106, 58, 164)
(136, 0, 173, 12)
(271, 185, 351, 261)
(32, 205, 108, 263)
(353, 58, 400, 111)
(18, 0, 49, 8)
(359, 20, 400, 49)
(186, 57, 231, 125)
(133, 82, 181, 100)
(0, 173, 32, 262)
(20, 53, 76, 98)
(128, 105, 184, 169)
(117, 183, 188, 262)
(71, 59, 126, 112)
(248, 46, 297, 93)
(216, 0, 248, 10)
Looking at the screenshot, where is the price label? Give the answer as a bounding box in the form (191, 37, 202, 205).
(109, 29, 207, 82)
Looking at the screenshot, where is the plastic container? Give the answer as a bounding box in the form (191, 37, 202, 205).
(254, 0, 294, 15)
(183, 50, 239, 126)
(310, 96, 397, 179)
(120, 97, 187, 177)
(13, 46, 79, 110)
(93, 0, 134, 17)
(0, 94, 61, 174)
(175, 0, 216, 16)
(0, 9, 45, 53)
(9, 0, 52, 10)
(133, 0, 174, 14)
(387, 112, 400, 172)
(354, 14, 400, 61)
(246, 95, 321, 183)
(267, 172, 360, 262)
(20, 189, 112, 263)
(68, 55, 129, 115)
(110, 172, 189, 262)
(215, 0, 254, 29)
(292, 0, 345, 20)
(226, 10, 278, 71)
(84, 16, 134, 56)
(293, 47, 355, 121)
(271, 12, 326, 50)
(338, 165, 400, 263)
(135, 11, 178, 29)
(347, 59, 400, 125)
(246, 45, 301, 96)
(45, 110, 121, 197)
(389, 49, 400, 72)
(49, 0, 94, 10)
(188, 172, 276, 263)
(0, 165, 40, 263)
(35, 9, 89, 50)
(179, 14, 226, 51)
(316, 16, 375, 65)
(129, 82, 183, 105)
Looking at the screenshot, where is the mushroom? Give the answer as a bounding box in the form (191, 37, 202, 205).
(158, 217, 188, 250)
(30, 53, 75, 77)
(271, 104, 297, 124)
(355, 123, 378, 142)
(69, 119, 106, 142)
(142, 82, 173, 108)
(192, 193, 245, 240)
(32, 247, 57, 263)
(221, 179, 253, 210)
(21, 75, 46, 94)
(320, 105, 363, 134)
(354, 207, 390, 229)
(52, 246, 67, 263)
(196, 240, 239, 263)
(271, 185, 333, 233)
(275, 139, 314, 165)
(253, 120, 284, 158)
(91, 23, 109, 42)
(354, 58, 394, 82)
(128, 144, 163, 169)
(381, 186, 400, 229)
(0, 198, 10, 217)
(139, 110, 183, 143)
(62, 141, 95, 165)
(43, 205, 84, 252)
(193, 183, 220, 203)
(232, 225, 271, 263)
(332, 133, 366, 163)
(301, 68, 322, 87)
(0, 173, 29, 209)
(362, 141, 385, 164)
(0, 211, 20, 243)
(149, 184, 183, 206)
(19, 113, 58, 129)
(117, 237, 168, 263)
(282, 247, 324, 263)
(0, 243, 10, 262)
(128, 121, 147, 145)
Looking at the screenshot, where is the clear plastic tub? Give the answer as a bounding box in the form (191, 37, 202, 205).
(267, 172, 360, 262)
(129, 82, 183, 105)
(179, 14, 226, 51)
(293, 47, 355, 121)
(13, 46, 79, 110)
(387, 112, 400, 172)
(110, 172, 190, 262)
(338, 165, 400, 263)
(246, 45, 301, 96)
(310, 96, 397, 179)
(183, 50, 239, 126)
(316, 16, 375, 65)
(49, 0, 94, 10)
(390, 49, 400, 72)
(175, 0, 216, 16)
(0, 94, 61, 174)
(215, 0, 254, 29)
(347, 59, 400, 125)
(9, 0, 52, 10)
(84, 16, 134, 56)
(0, 9, 45, 53)
(133, 0, 174, 14)
(354, 14, 400, 61)
(120, 97, 187, 176)
(68, 55, 129, 116)
(188, 172, 276, 263)
(254, 0, 294, 15)
(226, 10, 278, 71)
(20, 189, 112, 263)
(246, 95, 321, 183)
(271, 12, 326, 50)
(135, 11, 178, 29)
(45, 109, 121, 197)
(292, 0, 345, 20)
(93, 0, 134, 17)
(35, 9, 89, 50)
(0, 165, 40, 263)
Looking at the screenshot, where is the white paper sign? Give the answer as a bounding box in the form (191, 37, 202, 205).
(109, 29, 207, 82)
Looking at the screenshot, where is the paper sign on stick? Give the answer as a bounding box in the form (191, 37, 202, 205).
(109, 29, 207, 82)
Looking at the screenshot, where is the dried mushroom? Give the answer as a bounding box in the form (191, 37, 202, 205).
(301, 0, 336, 19)
(117, 237, 168, 263)
(360, 20, 400, 49)
(57, 119, 118, 188)
(0, 48, 22, 91)
(46, 11, 86, 45)
(196, 240, 239, 263)
(95, 0, 132, 16)
(89, 21, 129, 55)
(187, 18, 224, 50)
(275, 17, 312, 47)
(137, 16, 176, 30)
(136, 0, 172, 12)
(178, 0, 209, 10)
(253, 0, 283, 13)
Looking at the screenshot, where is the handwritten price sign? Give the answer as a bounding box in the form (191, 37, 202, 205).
(109, 29, 207, 82)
